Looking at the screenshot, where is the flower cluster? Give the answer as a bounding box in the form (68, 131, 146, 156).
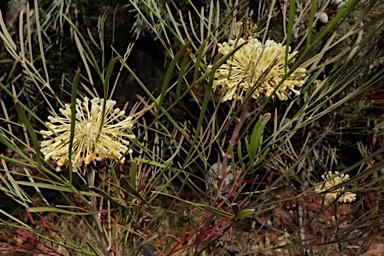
(212, 38, 306, 102)
(315, 171, 356, 203)
(40, 97, 135, 172)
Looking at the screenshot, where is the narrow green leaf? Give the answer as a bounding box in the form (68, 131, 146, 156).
(245, 137, 256, 167)
(245, 138, 250, 156)
(4, 168, 31, 207)
(248, 113, 271, 162)
(64, 15, 103, 81)
(16, 181, 100, 197)
(28, 207, 91, 215)
(254, 207, 274, 218)
(14, 100, 41, 167)
(193, 40, 207, 83)
(236, 209, 255, 220)
(310, 0, 358, 48)
(90, 187, 127, 207)
(147, 40, 246, 135)
(184, 67, 214, 167)
(153, 191, 234, 218)
(307, 0, 318, 47)
(68, 69, 80, 177)
(285, 0, 296, 74)
(181, 40, 246, 102)
(196, 204, 234, 218)
(0, 82, 50, 130)
(176, 49, 192, 99)
(237, 140, 245, 172)
(134, 157, 167, 168)
(294, 0, 359, 70)
(157, 40, 192, 115)
(33, 0, 49, 83)
(130, 161, 137, 189)
(104, 56, 122, 85)
(182, 42, 249, 167)
(86, 241, 102, 256)
(102, 57, 122, 131)
(0, 154, 35, 168)
(120, 176, 148, 204)
(73, 31, 94, 86)
(0, 134, 38, 167)
(253, 148, 270, 168)
(128, 161, 138, 203)
(0, 12, 17, 50)
(110, 165, 120, 199)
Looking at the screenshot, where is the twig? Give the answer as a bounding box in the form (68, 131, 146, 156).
(87, 166, 109, 256)
(219, 100, 252, 187)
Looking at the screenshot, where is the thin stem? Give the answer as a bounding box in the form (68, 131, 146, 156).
(219, 100, 252, 187)
(88, 166, 109, 256)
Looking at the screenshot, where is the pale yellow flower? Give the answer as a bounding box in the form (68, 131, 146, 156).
(40, 97, 135, 172)
(212, 38, 306, 101)
(315, 171, 356, 203)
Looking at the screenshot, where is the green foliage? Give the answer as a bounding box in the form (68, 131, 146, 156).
(0, 0, 384, 255)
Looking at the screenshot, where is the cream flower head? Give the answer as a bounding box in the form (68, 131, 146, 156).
(40, 97, 135, 172)
(315, 171, 356, 203)
(212, 38, 306, 102)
